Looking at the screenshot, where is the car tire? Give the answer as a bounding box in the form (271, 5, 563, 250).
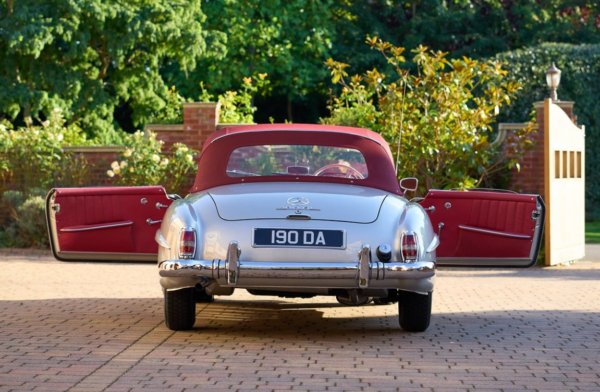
(164, 288, 196, 331)
(398, 291, 432, 332)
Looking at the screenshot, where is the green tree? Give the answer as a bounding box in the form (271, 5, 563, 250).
(166, 0, 336, 121)
(323, 37, 536, 193)
(337, 1, 600, 61)
(494, 43, 600, 219)
(0, 0, 225, 139)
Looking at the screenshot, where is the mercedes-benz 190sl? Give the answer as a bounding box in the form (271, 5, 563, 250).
(46, 124, 545, 332)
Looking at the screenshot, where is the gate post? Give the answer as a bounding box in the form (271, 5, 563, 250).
(541, 99, 586, 266)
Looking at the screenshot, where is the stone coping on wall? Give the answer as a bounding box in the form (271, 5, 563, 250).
(144, 124, 184, 133)
(533, 100, 574, 110)
(63, 146, 123, 153)
(494, 123, 539, 145)
(182, 102, 222, 109)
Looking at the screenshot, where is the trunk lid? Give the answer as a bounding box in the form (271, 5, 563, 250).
(207, 183, 389, 223)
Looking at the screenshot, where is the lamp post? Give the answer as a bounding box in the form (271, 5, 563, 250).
(545, 62, 561, 101)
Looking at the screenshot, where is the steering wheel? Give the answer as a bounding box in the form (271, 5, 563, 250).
(313, 164, 365, 179)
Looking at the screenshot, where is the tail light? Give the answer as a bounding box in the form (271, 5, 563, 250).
(401, 231, 418, 262)
(179, 228, 196, 259)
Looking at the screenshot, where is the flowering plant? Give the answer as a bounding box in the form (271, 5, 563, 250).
(108, 131, 197, 193)
(0, 109, 90, 193)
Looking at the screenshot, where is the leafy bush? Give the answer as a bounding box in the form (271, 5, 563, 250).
(198, 74, 270, 123)
(154, 76, 270, 125)
(1, 191, 48, 248)
(493, 43, 600, 219)
(107, 131, 198, 194)
(323, 37, 536, 193)
(0, 110, 92, 194)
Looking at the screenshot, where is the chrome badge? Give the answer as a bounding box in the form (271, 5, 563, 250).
(287, 197, 309, 206)
(278, 197, 320, 211)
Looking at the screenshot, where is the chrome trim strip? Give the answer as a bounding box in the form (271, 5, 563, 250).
(158, 241, 435, 287)
(458, 225, 531, 239)
(529, 197, 546, 262)
(438, 257, 531, 267)
(426, 234, 440, 253)
(57, 251, 156, 262)
(60, 221, 133, 232)
(155, 230, 170, 250)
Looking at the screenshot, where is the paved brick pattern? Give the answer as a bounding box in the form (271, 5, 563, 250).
(1, 256, 600, 391)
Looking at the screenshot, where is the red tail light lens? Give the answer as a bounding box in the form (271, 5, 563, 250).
(179, 228, 196, 259)
(401, 232, 418, 262)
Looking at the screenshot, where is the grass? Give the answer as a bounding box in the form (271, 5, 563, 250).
(586, 221, 600, 243)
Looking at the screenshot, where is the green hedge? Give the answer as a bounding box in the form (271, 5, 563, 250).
(494, 43, 600, 220)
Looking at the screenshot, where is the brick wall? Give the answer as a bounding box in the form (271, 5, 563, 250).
(62, 146, 120, 187)
(62, 102, 223, 189)
(506, 101, 577, 199)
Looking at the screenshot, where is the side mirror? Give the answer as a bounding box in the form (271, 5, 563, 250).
(399, 177, 418, 192)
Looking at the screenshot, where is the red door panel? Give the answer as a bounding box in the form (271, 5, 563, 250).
(420, 190, 545, 267)
(46, 186, 172, 262)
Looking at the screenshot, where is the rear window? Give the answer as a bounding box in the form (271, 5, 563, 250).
(226, 145, 368, 179)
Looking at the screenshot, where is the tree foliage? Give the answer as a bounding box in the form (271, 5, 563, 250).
(339, 1, 600, 61)
(0, 0, 225, 138)
(323, 38, 536, 193)
(165, 0, 336, 121)
(494, 43, 600, 219)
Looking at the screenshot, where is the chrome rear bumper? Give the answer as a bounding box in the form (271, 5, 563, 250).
(159, 241, 436, 290)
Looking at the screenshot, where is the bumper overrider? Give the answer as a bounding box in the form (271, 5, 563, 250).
(159, 241, 436, 292)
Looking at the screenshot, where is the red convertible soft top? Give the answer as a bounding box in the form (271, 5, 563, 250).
(191, 124, 401, 195)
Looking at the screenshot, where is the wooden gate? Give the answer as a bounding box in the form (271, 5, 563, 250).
(544, 98, 586, 265)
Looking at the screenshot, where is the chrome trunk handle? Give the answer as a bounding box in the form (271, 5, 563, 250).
(146, 218, 162, 225)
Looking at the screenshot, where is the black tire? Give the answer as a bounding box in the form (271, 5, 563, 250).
(164, 288, 196, 331)
(398, 291, 432, 332)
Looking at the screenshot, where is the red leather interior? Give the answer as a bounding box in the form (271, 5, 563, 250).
(52, 187, 171, 254)
(420, 190, 539, 259)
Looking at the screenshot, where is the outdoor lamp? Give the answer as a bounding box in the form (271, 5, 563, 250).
(545, 62, 561, 101)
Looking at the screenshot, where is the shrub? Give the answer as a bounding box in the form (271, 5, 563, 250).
(0, 110, 91, 194)
(1, 192, 49, 248)
(107, 131, 198, 194)
(198, 74, 270, 124)
(153, 76, 270, 125)
(493, 43, 600, 220)
(323, 38, 536, 193)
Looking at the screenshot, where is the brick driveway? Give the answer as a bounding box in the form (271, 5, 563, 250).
(1, 253, 600, 392)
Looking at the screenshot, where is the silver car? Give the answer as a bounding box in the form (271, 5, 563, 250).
(47, 124, 545, 332)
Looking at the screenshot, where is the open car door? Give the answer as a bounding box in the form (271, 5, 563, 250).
(420, 190, 545, 267)
(46, 186, 173, 262)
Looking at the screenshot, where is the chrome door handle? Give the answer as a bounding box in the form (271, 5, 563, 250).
(156, 202, 169, 209)
(146, 218, 162, 225)
(438, 222, 444, 239)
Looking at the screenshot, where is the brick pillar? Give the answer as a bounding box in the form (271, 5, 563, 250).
(508, 101, 577, 201)
(182, 102, 221, 152)
(508, 102, 546, 198)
